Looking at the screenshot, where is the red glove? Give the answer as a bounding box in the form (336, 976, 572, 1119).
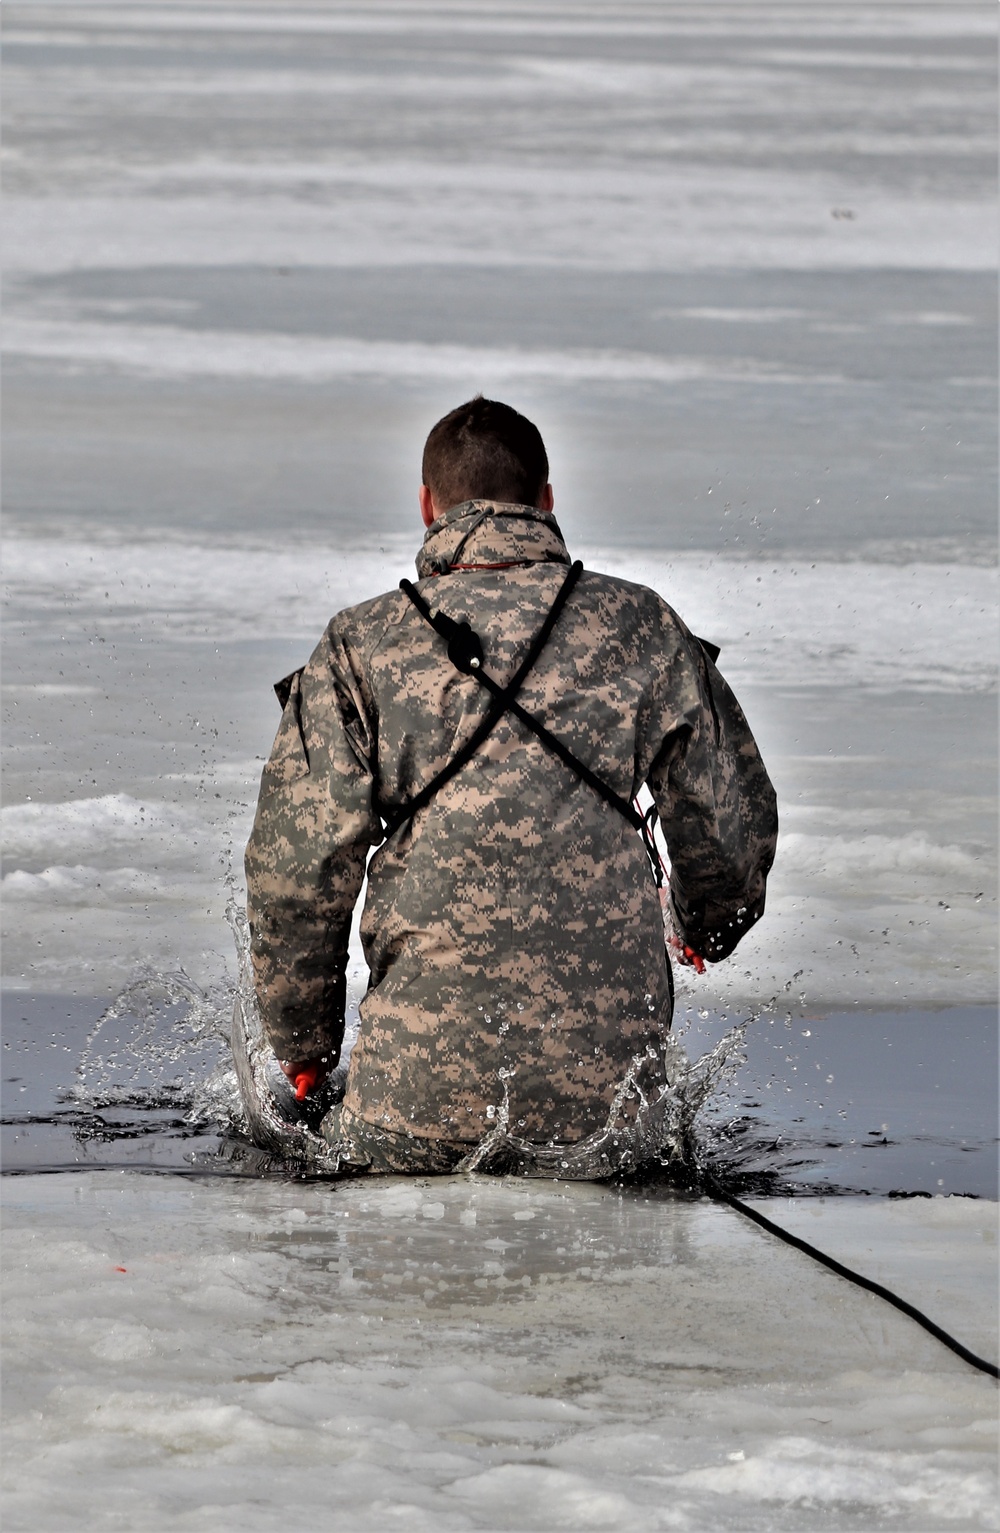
(667, 934, 706, 974)
(279, 1057, 330, 1100)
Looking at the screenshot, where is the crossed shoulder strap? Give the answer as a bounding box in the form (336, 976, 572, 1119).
(383, 561, 663, 886)
(380, 560, 581, 842)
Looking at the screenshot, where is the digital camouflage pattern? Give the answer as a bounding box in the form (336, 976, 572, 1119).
(245, 501, 777, 1155)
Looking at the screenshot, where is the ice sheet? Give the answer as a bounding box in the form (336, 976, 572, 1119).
(2, 1174, 997, 1531)
(4, 0, 995, 277)
(3, 315, 858, 386)
(5, 180, 994, 276)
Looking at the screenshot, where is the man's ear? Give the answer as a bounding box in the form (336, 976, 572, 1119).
(419, 484, 436, 528)
(537, 483, 554, 513)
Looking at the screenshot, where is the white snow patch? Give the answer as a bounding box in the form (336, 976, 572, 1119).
(5, 536, 995, 693)
(675, 1436, 996, 1521)
(775, 831, 981, 885)
(2, 316, 846, 388)
(1, 865, 162, 905)
(1, 794, 202, 869)
(4, 178, 993, 278)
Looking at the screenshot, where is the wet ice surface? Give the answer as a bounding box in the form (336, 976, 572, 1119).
(2, 1173, 997, 1532)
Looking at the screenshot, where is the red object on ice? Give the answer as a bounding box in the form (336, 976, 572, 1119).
(294, 1064, 322, 1101)
(114, 1266, 127, 1273)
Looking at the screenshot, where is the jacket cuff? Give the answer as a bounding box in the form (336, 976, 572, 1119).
(668, 877, 766, 962)
(256, 978, 347, 1065)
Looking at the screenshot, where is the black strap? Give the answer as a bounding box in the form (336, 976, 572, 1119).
(390, 562, 664, 885)
(382, 561, 583, 841)
(465, 663, 651, 839)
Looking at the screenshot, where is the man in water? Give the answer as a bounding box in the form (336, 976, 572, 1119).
(245, 397, 777, 1174)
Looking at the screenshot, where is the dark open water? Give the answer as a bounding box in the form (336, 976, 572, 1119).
(4, 991, 995, 1198)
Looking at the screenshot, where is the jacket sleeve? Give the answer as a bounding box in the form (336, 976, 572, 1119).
(646, 632, 778, 962)
(244, 625, 382, 1062)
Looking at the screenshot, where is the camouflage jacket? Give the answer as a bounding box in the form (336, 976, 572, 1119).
(245, 502, 777, 1146)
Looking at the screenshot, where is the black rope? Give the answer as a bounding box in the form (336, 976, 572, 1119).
(383, 560, 583, 840)
(702, 1171, 999, 1381)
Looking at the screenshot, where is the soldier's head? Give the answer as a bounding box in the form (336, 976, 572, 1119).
(420, 396, 553, 526)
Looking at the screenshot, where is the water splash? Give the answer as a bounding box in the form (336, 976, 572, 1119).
(74, 967, 233, 1115)
(227, 901, 752, 1180)
(64, 902, 767, 1182)
(455, 1022, 748, 1180)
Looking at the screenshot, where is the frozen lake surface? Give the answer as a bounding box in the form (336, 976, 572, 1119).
(3, 1174, 997, 1531)
(2, 0, 997, 1527)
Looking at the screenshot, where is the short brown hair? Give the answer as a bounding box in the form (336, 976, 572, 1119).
(422, 396, 549, 510)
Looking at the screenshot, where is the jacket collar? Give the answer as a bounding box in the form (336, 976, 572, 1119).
(415, 500, 572, 578)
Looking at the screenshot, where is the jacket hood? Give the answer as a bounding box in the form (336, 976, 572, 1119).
(415, 500, 572, 579)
